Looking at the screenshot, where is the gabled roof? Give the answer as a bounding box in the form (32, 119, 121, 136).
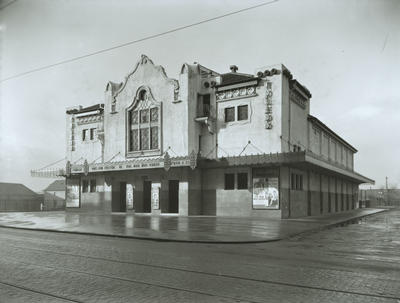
(218, 72, 258, 87)
(66, 104, 104, 114)
(0, 182, 39, 197)
(44, 180, 65, 192)
(308, 115, 357, 153)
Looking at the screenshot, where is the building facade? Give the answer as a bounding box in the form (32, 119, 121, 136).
(0, 182, 42, 212)
(64, 55, 373, 218)
(43, 180, 65, 211)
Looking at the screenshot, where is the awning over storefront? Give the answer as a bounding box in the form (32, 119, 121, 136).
(198, 151, 374, 184)
(68, 151, 197, 176)
(32, 151, 198, 178)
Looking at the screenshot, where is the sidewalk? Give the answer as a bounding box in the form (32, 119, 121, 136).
(0, 208, 386, 243)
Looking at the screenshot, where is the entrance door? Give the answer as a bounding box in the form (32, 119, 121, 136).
(168, 180, 179, 213)
(143, 181, 152, 213)
(119, 182, 126, 212)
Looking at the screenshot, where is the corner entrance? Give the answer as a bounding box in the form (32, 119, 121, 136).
(143, 181, 152, 213)
(168, 180, 179, 213)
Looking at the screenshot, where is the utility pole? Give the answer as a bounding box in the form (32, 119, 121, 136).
(385, 176, 389, 206)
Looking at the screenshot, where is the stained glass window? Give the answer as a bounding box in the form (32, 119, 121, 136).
(140, 109, 149, 123)
(151, 127, 158, 149)
(127, 89, 160, 154)
(130, 129, 139, 151)
(140, 128, 150, 150)
(131, 111, 138, 124)
(150, 108, 159, 122)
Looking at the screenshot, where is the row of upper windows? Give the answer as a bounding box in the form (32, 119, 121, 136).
(82, 128, 96, 141)
(224, 105, 248, 123)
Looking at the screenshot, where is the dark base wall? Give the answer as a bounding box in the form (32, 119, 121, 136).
(67, 167, 202, 215)
(66, 165, 360, 218)
(280, 166, 359, 218)
(202, 167, 281, 218)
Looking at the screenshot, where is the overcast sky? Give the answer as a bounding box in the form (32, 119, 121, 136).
(0, 0, 399, 191)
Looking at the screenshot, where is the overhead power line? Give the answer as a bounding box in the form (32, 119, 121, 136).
(0, 0, 279, 83)
(0, 0, 17, 11)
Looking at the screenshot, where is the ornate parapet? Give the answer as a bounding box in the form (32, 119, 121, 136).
(216, 85, 256, 101)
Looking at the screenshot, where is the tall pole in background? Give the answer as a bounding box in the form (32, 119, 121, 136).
(385, 176, 389, 206)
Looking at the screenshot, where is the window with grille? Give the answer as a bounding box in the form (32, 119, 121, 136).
(291, 173, 303, 190)
(127, 89, 161, 154)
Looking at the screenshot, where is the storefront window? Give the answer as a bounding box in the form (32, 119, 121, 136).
(252, 168, 279, 209)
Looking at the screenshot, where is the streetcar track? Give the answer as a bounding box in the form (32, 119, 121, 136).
(0, 256, 257, 303)
(0, 280, 84, 303)
(1, 244, 399, 301)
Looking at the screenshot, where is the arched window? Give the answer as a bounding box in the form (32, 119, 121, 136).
(127, 88, 161, 156)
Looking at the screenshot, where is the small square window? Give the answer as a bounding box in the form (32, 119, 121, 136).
(90, 128, 95, 140)
(224, 107, 235, 122)
(237, 173, 248, 189)
(82, 129, 88, 141)
(224, 173, 235, 190)
(90, 179, 96, 192)
(82, 180, 88, 193)
(238, 105, 248, 121)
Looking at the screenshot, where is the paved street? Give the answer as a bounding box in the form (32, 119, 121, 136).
(0, 208, 384, 242)
(0, 209, 399, 303)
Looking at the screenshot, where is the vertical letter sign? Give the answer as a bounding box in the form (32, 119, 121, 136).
(151, 182, 161, 210)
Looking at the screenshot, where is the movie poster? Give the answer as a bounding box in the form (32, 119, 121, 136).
(151, 182, 161, 210)
(252, 177, 279, 209)
(126, 184, 134, 210)
(66, 178, 80, 208)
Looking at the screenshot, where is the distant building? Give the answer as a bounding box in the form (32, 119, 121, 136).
(43, 180, 65, 210)
(59, 55, 373, 217)
(0, 182, 42, 212)
(359, 189, 400, 208)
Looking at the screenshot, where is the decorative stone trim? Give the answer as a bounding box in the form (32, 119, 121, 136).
(216, 86, 256, 101)
(77, 114, 103, 125)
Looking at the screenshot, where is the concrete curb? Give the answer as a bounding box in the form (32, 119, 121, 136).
(0, 209, 387, 244)
(0, 224, 282, 244)
(287, 209, 388, 239)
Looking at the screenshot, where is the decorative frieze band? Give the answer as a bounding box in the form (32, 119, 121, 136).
(216, 86, 256, 101)
(77, 114, 103, 125)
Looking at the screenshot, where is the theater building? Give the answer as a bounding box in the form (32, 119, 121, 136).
(63, 55, 373, 218)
